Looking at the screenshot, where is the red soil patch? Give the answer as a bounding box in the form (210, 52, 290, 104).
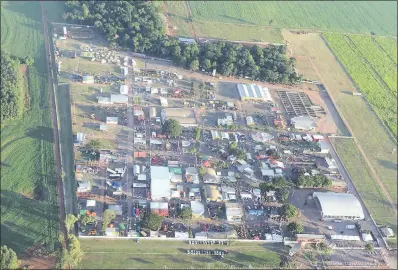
(20, 245, 57, 269)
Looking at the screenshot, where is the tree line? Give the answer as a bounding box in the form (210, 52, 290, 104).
(1, 51, 24, 121)
(63, 1, 302, 84)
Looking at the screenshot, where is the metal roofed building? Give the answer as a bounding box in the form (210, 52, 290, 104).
(225, 202, 243, 223)
(237, 84, 273, 102)
(111, 94, 128, 104)
(106, 117, 118, 124)
(313, 192, 365, 220)
(82, 75, 94, 84)
(290, 116, 316, 131)
(191, 201, 205, 217)
(150, 166, 171, 200)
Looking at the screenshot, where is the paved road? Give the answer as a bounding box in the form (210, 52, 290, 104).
(40, 1, 68, 246)
(127, 76, 135, 219)
(325, 136, 386, 249)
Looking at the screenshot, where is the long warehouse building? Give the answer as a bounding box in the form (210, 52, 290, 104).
(313, 192, 365, 220)
(237, 83, 273, 102)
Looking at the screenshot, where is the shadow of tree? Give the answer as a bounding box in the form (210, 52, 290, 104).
(26, 126, 54, 143)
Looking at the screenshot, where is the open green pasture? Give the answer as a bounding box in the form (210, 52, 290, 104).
(79, 239, 282, 269)
(330, 138, 397, 232)
(1, 1, 60, 254)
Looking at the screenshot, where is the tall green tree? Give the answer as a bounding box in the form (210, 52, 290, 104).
(65, 214, 78, 233)
(162, 119, 182, 137)
(143, 213, 163, 231)
(179, 207, 193, 220)
(0, 246, 20, 270)
(102, 210, 116, 231)
(1, 51, 23, 120)
(287, 222, 304, 236)
(86, 139, 102, 151)
(281, 204, 297, 218)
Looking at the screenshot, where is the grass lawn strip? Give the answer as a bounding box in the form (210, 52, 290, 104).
(79, 239, 282, 269)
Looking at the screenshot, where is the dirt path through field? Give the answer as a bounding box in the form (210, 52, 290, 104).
(162, 2, 175, 36)
(185, 1, 197, 38)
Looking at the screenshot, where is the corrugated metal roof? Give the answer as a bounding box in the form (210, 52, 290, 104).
(150, 166, 170, 199)
(313, 192, 364, 219)
(111, 94, 128, 104)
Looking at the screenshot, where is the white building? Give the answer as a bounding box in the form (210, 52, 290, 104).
(150, 166, 171, 200)
(106, 117, 118, 124)
(111, 94, 128, 104)
(237, 83, 273, 102)
(313, 192, 365, 220)
(120, 85, 128, 95)
(290, 116, 316, 131)
(225, 203, 243, 223)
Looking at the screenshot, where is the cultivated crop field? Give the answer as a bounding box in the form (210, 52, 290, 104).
(323, 33, 397, 138)
(164, 1, 397, 42)
(330, 138, 397, 232)
(79, 239, 282, 269)
(1, 1, 60, 255)
(189, 1, 397, 36)
(164, 1, 283, 43)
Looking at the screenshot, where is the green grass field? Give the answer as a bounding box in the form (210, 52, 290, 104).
(79, 239, 283, 269)
(1, 1, 60, 254)
(329, 138, 397, 232)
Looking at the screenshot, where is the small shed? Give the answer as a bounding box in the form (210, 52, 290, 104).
(160, 97, 168, 107)
(82, 75, 94, 84)
(246, 116, 255, 126)
(99, 124, 108, 131)
(106, 117, 118, 124)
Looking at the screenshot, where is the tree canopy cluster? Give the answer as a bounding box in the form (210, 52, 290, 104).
(143, 213, 163, 231)
(1, 246, 20, 270)
(297, 172, 332, 188)
(63, 1, 301, 84)
(57, 234, 84, 269)
(281, 203, 298, 218)
(1, 51, 23, 121)
(162, 119, 182, 137)
(259, 176, 291, 202)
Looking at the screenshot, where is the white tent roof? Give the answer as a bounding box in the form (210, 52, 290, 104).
(150, 166, 170, 199)
(362, 233, 373, 242)
(120, 85, 128, 94)
(191, 201, 205, 216)
(330, 235, 361, 241)
(86, 200, 96, 207)
(313, 192, 365, 219)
